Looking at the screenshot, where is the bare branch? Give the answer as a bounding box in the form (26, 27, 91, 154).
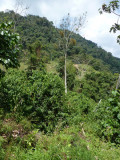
(59, 13, 87, 93)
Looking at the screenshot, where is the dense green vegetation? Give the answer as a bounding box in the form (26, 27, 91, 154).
(0, 21, 20, 69)
(0, 11, 120, 160)
(1, 10, 120, 73)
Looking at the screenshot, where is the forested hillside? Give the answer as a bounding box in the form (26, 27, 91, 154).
(0, 9, 120, 160)
(0, 10, 120, 73)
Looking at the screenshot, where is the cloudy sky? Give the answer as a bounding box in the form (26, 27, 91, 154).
(0, 0, 120, 58)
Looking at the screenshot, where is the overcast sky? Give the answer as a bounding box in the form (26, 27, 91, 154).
(0, 0, 120, 58)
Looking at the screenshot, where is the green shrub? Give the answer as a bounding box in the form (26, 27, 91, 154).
(21, 129, 39, 149)
(81, 72, 116, 102)
(0, 69, 65, 131)
(0, 22, 20, 69)
(57, 58, 77, 90)
(66, 92, 95, 125)
(94, 91, 120, 144)
(0, 136, 5, 160)
(20, 119, 32, 132)
(28, 70, 65, 131)
(0, 69, 28, 113)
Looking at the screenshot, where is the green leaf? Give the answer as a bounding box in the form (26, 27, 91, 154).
(108, 98, 114, 102)
(117, 113, 120, 120)
(112, 91, 118, 96)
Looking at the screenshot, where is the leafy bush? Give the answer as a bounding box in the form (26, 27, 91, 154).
(94, 91, 120, 144)
(81, 72, 117, 102)
(0, 22, 20, 68)
(57, 58, 77, 90)
(0, 69, 28, 114)
(67, 62, 77, 90)
(0, 136, 5, 160)
(28, 70, 65, 131)
(20, 119, 32, 132)
(66, 92, 95, 125)
(0, 69, 65, 131)
(27, 41, 46, 71)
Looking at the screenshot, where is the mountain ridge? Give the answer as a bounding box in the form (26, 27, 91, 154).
(0, 10, 120, 73)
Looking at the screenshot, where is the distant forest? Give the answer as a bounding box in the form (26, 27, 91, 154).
(0, 10, 120, 73)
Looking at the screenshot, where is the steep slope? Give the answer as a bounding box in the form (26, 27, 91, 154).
(0, 10, 120, 73)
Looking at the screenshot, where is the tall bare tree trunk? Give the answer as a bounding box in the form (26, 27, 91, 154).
(59, 13, 86, 94)
(13, 20, 16, 33)
(65, 52, 67, 94)
(116, 74, 120, 90)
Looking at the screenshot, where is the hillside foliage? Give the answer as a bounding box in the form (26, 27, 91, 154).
(0, 10, 120, 73)
(0, 10, 120, 160)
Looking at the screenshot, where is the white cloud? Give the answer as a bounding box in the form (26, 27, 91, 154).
(0, 0, 15, 11)
(81, 13, 120, 57)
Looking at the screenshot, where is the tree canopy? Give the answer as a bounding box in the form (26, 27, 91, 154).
(0, 21, 20, 69)
(100, 0, 120, 43)
(1, 11, 120, 73)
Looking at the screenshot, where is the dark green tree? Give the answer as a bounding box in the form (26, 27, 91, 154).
(0, 22, 20, 69)
(0, 69, 65, 131)
(28, 41, 46, 71)
(94, 90, 120, 144)
(1, 11, 120, 73)
(81, 72, 117, 102)
(99, 0, 120, 43)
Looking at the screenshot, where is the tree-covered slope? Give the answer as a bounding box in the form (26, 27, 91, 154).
(0, 10, 120, 73)
(0, 13, 120, 159)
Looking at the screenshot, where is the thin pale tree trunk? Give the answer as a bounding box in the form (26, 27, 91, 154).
(116, 74, 120, 90)
(65, 52, 67, 94)
(13, 23, 16, 33)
